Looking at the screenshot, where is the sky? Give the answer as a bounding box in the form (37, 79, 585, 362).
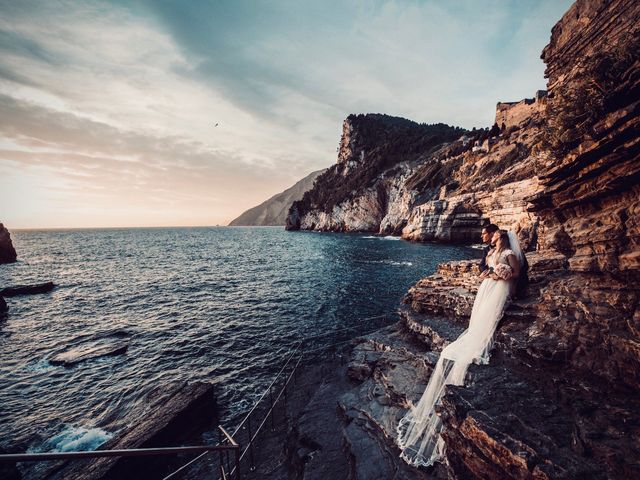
(0, 0, 573, 229)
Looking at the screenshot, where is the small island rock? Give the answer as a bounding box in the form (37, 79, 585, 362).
(0, 223, 17, 264)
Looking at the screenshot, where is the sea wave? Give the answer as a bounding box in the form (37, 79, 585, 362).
(359, 260, 413, 266)
(362, 235, 402, 240)
(32, 425, 113, 453)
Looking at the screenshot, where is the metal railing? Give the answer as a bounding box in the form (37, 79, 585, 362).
(0, 425, 241, 479)
(165, 313, 393, 479)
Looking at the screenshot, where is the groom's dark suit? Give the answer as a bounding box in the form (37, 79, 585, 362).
(515, 254, 530, 299)
(479, 244, 492, 272)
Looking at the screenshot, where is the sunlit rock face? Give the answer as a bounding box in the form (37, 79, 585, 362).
(230, 169, 325, 226)
(526, 0, 640, 390)
(285, 114, 468, 234)
(286, 94, 550, 245)
(0, 223, 17, 264)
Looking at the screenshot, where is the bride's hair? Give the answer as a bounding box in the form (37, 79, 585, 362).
(494, 229, 511, 254)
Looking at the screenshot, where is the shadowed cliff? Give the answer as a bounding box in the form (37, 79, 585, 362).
(229, 169, 325, 226)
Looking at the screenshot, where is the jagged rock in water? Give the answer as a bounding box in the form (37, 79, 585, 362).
(0, 296, 7, 318)
(230, 169, 325, 226)
(1, 281, 55, 297)
(41, 381, 216, 480)
(50, 340, 129, 367)
(0, 223, 17, 264)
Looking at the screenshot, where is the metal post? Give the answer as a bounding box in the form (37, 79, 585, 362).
(225, 449, 231, 477)
(218, 429, 224, 473)
(234, 447, 241, 480)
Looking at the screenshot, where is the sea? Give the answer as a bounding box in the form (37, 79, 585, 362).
(0, 226, 476, 460)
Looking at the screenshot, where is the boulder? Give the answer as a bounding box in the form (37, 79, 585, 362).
(0, 296, 7, 317)
(43, 381, 217, 480)
(0, 223, 17, 264)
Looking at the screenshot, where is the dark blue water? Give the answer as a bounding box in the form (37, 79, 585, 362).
(0, 227, 475, 457)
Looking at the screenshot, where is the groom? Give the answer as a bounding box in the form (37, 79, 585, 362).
(479, 223, 499, 278)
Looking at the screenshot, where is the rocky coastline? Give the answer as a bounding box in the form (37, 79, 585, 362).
(277, 0, 640, 478)
(2, 1, 637, 479)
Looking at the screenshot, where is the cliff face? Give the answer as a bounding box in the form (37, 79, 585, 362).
(527, 0, 640, 390)
(0, 223, 17, 264)
(287, 106, 550, 246)
(400, 0, 640, 478)
(282, 0, 640, 479)
(229, 169, 325, 226)
(286, 115, 467, 233)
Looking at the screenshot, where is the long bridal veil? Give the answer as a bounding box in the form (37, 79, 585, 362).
(397, 231, 522, 467)
(507, 230, 525, 269)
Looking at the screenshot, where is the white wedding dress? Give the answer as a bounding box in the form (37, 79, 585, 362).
(397, 234, 523, 467)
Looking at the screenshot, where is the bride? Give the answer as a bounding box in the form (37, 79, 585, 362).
(397, 229, 523, 467)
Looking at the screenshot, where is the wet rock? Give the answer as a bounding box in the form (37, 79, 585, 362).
(293, 379, 351, 480)
(438, 358, 639, 479)
(44, 381, 216, 480)
(0, 223, 17, 264)
(0, 296, 7, 318)
(337, 332, 436, 479)
(1, 282, 55, 297)
(49, 340, 129, 367)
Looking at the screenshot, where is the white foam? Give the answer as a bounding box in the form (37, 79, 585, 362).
(362, 235, 402, 240)
(361, 260, 413, 266)
(25, 359, 55, 372)
(36, 425, 113, 452)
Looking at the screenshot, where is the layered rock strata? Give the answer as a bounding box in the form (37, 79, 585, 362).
(275, 253, 637, 479)
(394, 0, 640, 468)
(286, 116, 468, 234)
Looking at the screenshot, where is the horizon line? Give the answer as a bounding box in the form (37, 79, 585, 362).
(9, 225, 285, 232)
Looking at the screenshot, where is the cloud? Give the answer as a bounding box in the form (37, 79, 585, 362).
(139, 0, 572, 126)
(0, 94, 298, 226)
(0, 0, 574, 227)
